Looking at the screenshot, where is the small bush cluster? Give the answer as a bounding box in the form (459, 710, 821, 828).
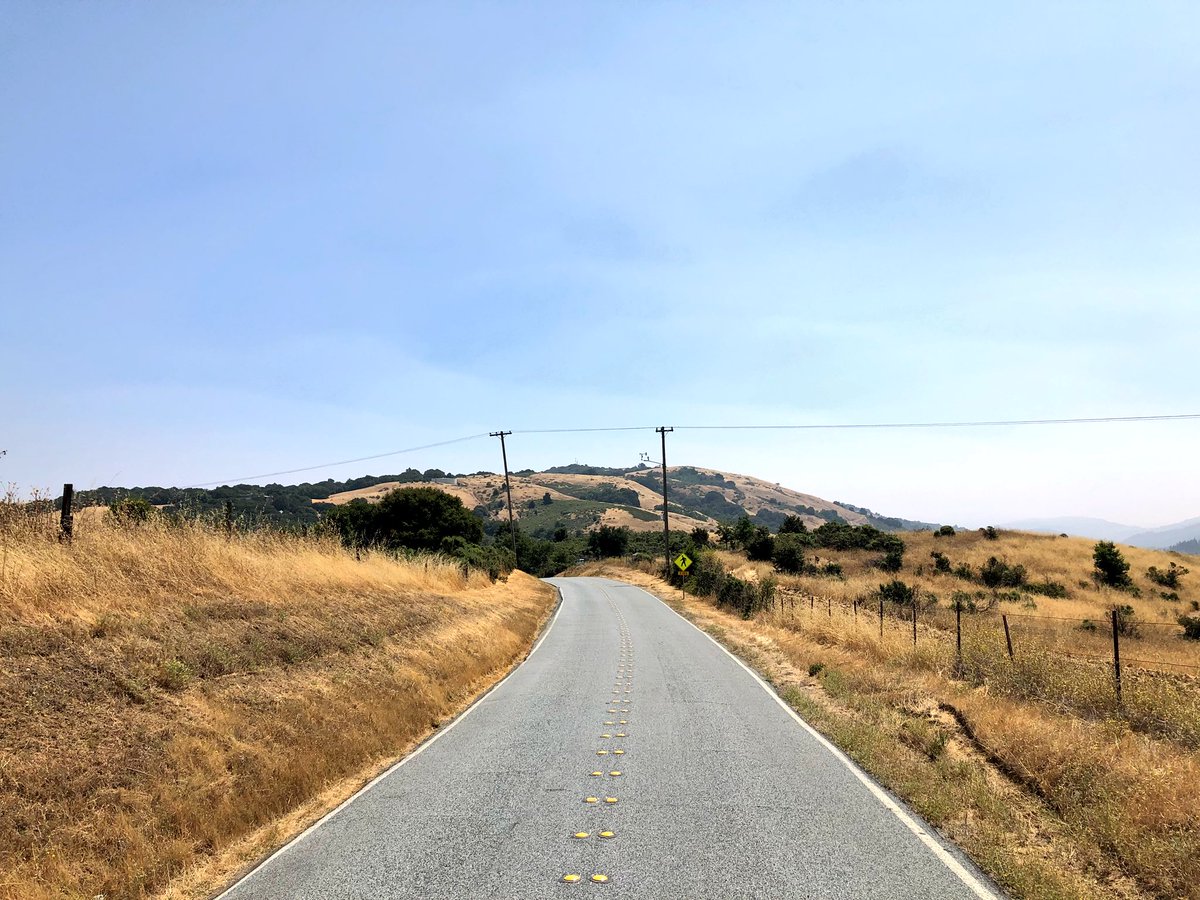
(686, 550, 776, 618)
(1147, 562, 1188, 589)
(980, 556, 1027, 589)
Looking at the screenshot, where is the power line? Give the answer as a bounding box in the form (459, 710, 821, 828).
(184, 433, 491, 488)
(508, 414, 1200, 436)
(674, 414, 1200, 431)
(177, 412, 1200, 488)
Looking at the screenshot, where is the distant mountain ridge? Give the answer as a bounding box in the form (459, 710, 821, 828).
(999, 516, 1143, 542)
(1001, 514, 1200, 551)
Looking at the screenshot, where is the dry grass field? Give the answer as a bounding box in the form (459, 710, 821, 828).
(0, 504, 556, 900)
(579, 537, 1200, 900)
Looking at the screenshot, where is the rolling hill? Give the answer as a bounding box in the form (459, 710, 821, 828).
(318, 465, 939, 538)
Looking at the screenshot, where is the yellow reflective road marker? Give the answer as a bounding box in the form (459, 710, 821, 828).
(604, 720, 614, 725)
(613, 749, 625, 755)
(615, 732, 627, 737)
(604, 796, 618, 803)
(600, 733, 611, 738)
(584, 796, 598, 803)
(591, 874, 609, 883)
(609, 770, 621, 776)
(563, 873, 582, 883)
(596, 749, 608, 755)
(590, 771, 602, 776)
(619, 720, 627, 725)
(573, 831, 589, 839)
(598, 830, 615, 839)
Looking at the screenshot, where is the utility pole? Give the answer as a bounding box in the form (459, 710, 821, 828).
(656, 426, 673, 578)
(490, 431, 518, 567)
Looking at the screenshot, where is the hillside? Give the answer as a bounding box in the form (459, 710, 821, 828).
(318, 465, 935, 538)
(0, 510, 556, 899)
(67, 465, 936, 537)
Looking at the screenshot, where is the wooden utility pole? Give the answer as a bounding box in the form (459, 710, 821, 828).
(490, 431, 518, 567)
(59, 483, 73, 543)
(656, 426, 673, 578)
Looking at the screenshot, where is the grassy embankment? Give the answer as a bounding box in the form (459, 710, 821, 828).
(580, 529, 1200, 900)
(0, 505, 556, 900)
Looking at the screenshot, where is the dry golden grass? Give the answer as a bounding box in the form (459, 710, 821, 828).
(0, 508, 555, 900)
(582, 560, 1200, 900)
(719, 529, 1200, 675)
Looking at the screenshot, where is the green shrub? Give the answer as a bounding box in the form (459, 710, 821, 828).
(980, 526, 999, 540)
(686, 551, 727, 597)
(746, 527, 774, 562)
(1026, 580, 1068, 598)
(155, 658, 192, 691)
(1179, 614, 1200, 640)
(821, 562, 844, 578)
(808, 662, 825, 677)
(930, 550, 951, 573)
(877, 546, 904, 572)
(1147, 562, 1188, 589)
(953, 563, 974, 581)
(690, 527, 710, 546)
(772, 535, 807, 574)
(935, 525, 956, 537)
(1111, 603, 1140, 637)
(878, 579, 916, 606)
(980, 556, 1026, 589)
(108, 497, 155, 525)
(1093, 541, 1132, 589)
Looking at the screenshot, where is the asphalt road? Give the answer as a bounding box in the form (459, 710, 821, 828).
(219, 576, 1000, 899)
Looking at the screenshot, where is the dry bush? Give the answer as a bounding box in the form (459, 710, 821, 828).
(0, 507, 555, 900)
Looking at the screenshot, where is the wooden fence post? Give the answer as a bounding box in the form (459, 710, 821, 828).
(827, 595, 832, 617)
(912, 601, 917, 646)
(955, 601, 962, 673)
(1111, 609, 1123, 706)
(59, 483, 73, 543)
(879, 598, 884, 639)
(1002, 614, 1014, 660)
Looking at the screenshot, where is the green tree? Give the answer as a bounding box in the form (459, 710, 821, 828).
(690, 526, 711, 546)
(746, 526, 774, 561)
(1093, 541, 1132, 588)
(773, 534, 807, 574)
(332, 487, 483, 552)
(779, 515, 808, 534)
(588, 525, 630, 558)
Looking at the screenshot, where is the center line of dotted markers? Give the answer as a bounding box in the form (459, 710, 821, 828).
(564, 601, 633, 887)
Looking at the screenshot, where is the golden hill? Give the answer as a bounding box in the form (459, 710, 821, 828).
(317, 466, 876, 535)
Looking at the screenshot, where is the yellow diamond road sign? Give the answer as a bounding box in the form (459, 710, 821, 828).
(674, 552, 693, 573)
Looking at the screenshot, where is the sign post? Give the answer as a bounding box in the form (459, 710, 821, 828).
(673, 552, 692, 600)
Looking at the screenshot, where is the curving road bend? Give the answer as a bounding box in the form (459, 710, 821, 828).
(218, 576, 1000, 899)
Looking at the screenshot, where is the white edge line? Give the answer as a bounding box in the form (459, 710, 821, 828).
(213, 589, 565, 899)
(636, 580, 1001, 900)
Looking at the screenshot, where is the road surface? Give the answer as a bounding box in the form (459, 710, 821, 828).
(220, 576, 999, 899)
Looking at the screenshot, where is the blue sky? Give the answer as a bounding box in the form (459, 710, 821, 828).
(3, 2, 1199, 526)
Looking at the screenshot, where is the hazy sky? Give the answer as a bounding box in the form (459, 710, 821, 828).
(3, 2, 1199, 527)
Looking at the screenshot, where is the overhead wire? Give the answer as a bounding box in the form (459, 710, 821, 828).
(183, 433, 491, 488)
(180, 412, 1200, 488)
